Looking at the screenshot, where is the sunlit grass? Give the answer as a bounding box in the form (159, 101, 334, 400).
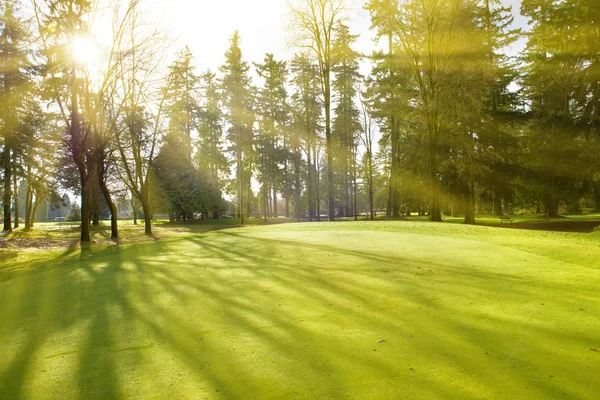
(1, 221, 599, 398)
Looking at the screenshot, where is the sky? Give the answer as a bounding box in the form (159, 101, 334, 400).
(145, 0, 374, 75)
(143, 0, 529, 76)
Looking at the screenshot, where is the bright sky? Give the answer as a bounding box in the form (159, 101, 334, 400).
(143, 0, 527, 76)
(144, 0, 373, 75)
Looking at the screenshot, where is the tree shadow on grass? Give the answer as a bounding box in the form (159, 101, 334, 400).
(1, 229, 598, 399)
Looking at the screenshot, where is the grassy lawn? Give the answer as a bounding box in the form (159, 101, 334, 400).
(1, 221, 599, 399)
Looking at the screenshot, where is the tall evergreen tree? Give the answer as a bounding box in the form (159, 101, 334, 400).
(521, 0, 597, 216)
(165, 47, 200, 163)
(220, 31, 254, 223)
(196, 70, 228, 218)
(254, 54, 288, 220)
(331, 23, 362, 217)
(364, 0, 402, 217)
(290, 53, 322, 221)
(0, 0, 31, 233)
(290, 0, 349, 221)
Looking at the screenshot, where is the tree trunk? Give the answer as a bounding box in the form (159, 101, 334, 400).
(353, 148, 358, 222)
(284, 157, 290, 218)
(307, 144, 313, 222)
(31, 198, 40, 228)
(273, 189, 278, 218)
(546, 197, 558, 218)
(390, 116, 400, 218)
(464, 182, 476, 225)
(295, 148, 301, 222)
(315, 149, 321, 222)
(494, 191, 503, 216)
(237, 125, 244, 226)
(2, 145, 12, 233)
(98, 174, 118, 239)
(325, 70, 334, 222)
(142, 198, 152, 235)
(368, 153, 374, 221)
(595, 181, 600, 212)
(80, 180, 91, 243)
(388, 33, 400, 218)
(24, 182, 33, 230)
(429, 140, 442, 222)
(131, 191, 137, 225)
(263, 182, 268, 222)
(13, 156, 19, 229)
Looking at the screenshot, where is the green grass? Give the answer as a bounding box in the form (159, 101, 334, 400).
(1, 221, 599, 399)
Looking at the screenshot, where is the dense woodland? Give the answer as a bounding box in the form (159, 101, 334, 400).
(1, 0, 599, 243)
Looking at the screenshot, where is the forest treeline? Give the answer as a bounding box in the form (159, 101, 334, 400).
(1, 0, 599, 242)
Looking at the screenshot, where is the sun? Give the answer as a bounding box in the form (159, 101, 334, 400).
(70, 35, 100, 70)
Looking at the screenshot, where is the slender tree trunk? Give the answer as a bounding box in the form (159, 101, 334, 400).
(25, 182, 34, 230)
(386, 180, 393, 217)
(131, 190, 137, 225)
(2, 145, 12, 233)
(388, 33, 400, 218)
(429, 130, 442, 221)
(307, 145, 313, 222)
(273, 189, 278, 218)
(494, 191, 503, 216)
(353, 144, 357, 221)
(595, 181, 600, 212)
(92, 208, 99, 226)
(390, 116, 399, 218)
(13, 155, 19, 229)
(368, 152, 374, 221)
(315, 148, 321, 222)
(98, 174, 118, 239)
(263, 182, 268, 222)
(325, 70, 334, 222)
(31, 198, 40, 228)
(141, 198, 152, 235)
(80, 180, 91, 243)
(237, 125, 244, 225)
(284, 157, 290, 218)
(295, 148, 301, 222)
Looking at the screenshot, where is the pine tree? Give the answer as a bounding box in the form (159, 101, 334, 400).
(165, 47, 200, 163)
(254, 54, 288, 220)
(331, 23, 362, 218)
(364, 0, 402, 217)
(196, 70, 228, 218)
(521, 0, 596, 216)
(290, 53, 322, 221)
(1, 0, 33, 233)
(220, 31, 254, 223)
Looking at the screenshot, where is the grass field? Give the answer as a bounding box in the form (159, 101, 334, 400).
(1, 220, 599, 399)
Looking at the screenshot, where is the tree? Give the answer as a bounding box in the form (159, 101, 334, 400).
(220, 31, 254, 224)
(521, 0, 598, 216)
(196, 70, 228, 217)
(1, 0, 31, 233)
(331, 22, 361, 218)
(290, 0, 348, 221)
(395, 0, 485, 221)
(164, 47, 200, 163)
(290, 53, 322, 221)
(359, 91, 376, 220)
(112, 1, 170, 235)
(254, 54, 288, 220)
(364, 0, 402, 217)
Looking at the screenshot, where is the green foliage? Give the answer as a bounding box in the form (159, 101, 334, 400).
(219, 31, 255, 218)
(195, 70, 229, 194)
